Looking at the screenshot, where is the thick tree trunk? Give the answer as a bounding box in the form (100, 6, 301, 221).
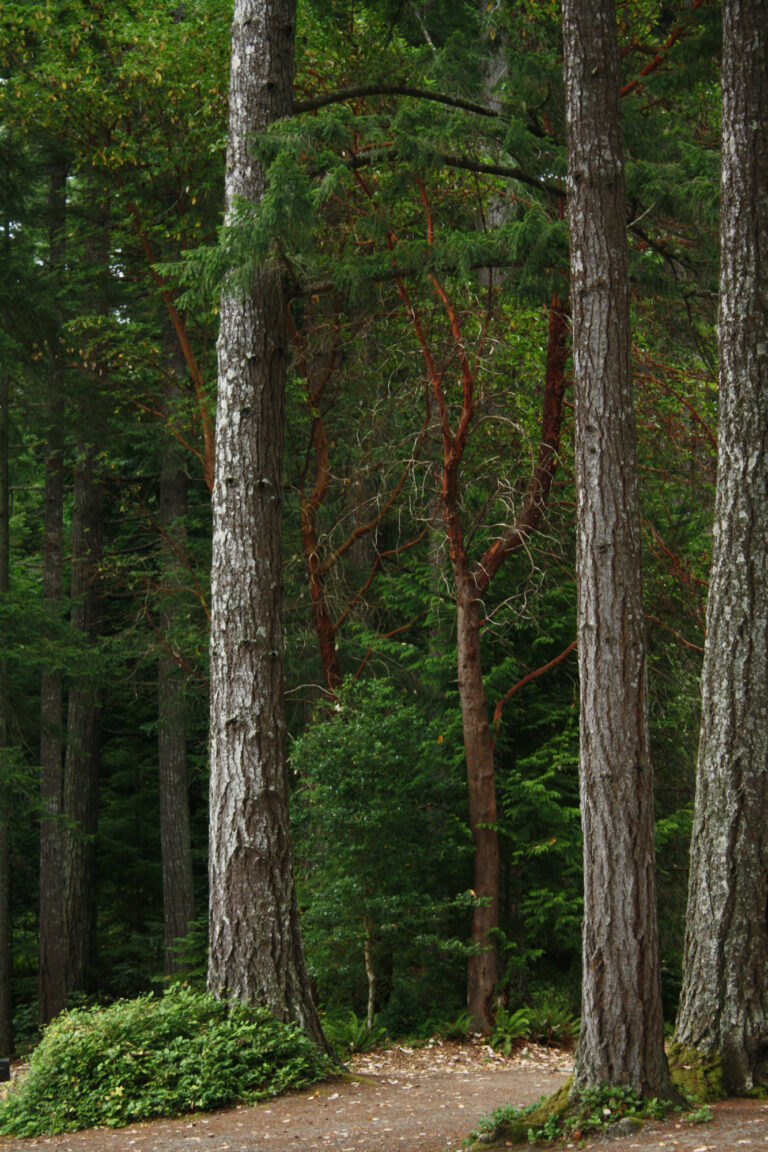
(207, 0, 325, 1049)
(158, 420, 195, 973)
(674, 0, 768, 1095)
(38, 159, 67, 1026)
(0, 371, 13, 1055)
(456, 580, 499, 1034)
(563, 0, 672, 1096)
(63, 452, 104, 995)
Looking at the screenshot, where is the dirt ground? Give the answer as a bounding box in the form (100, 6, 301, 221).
(1, 1041, 767, 1152)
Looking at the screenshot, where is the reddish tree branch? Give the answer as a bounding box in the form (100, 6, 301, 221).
(125, 201, 215, 491)
(619, 0, 707, 100)
(492, 639, 577, 729)
(472, 297, 569, 596)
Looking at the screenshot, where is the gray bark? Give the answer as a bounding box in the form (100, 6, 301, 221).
(207, 0, 325, 1049)
(563, 0, 672, 1096)
(674, 0, 768, 1095)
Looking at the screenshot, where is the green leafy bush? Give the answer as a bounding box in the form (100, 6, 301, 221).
(471, 1083, 676, 1145)
(291, 679, 471, 1028)
(488, 1006, 532, 1055)
(0, 986, 333, 1136)
(321, 1010, 387, 1054)
(525, 998, 580, 1048)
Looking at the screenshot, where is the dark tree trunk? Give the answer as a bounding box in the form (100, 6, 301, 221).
(455, 579, 499, 1032)
(438, 299, 568, 1034)
(674, 0, 768, 1095)
(0, 371, 13, 1055)
(563, 0, 672, 1096)
(63, 451, 104, 995)
(38, 159, 67, 1026)
(207, 0, 326, 1049)
(158, 388, 195, 973)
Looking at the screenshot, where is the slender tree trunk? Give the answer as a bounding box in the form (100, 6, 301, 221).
(158, 381, 195, 973)
(455, 579, 499, 1033)
(674, 0, 768, 1095)
(436, 297, 567, 1035)
(38, 159, 67, 1026)
(62, 450, 104, 995)
(363, 917, 376, 1031)
(0, 371, 13, 1055)
(304, 534, 342, 693)
(207, 0, 326, 1049)
(563, 0, 672, 1096)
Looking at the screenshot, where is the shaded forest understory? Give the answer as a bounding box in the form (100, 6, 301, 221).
(3, 0, 764, 1101)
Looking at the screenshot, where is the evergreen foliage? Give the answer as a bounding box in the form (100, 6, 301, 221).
(0, 0, 724, 1060)
(0, 986, 333, 1135)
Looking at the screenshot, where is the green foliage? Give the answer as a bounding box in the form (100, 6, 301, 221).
(291, 678, 471, 1026)
(525, 998, 580, 1048)
(552, 1084, 670, 1139)
(321, 1010, 388, 1055)
(433, 1009, 473, 1041)
(488, 1007, 531, 1055)
(471, 1082, 677, 1147)
(0, 987, 333, 1135)
(487, 993, 579, 1055)
(683, 1104, 715, 1124)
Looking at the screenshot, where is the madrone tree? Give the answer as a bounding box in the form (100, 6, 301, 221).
(207, 0, 325, 1047)
(673, 0, 768, 1095)
(563, 0, 673, 1096)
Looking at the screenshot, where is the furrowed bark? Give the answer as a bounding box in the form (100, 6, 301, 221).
(207, 0, 326, 1049)
(563, 0, 672, 1096)
(674, 0, 768, 1095)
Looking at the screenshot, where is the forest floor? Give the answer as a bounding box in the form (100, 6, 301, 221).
(1, 1040, 767, 1151)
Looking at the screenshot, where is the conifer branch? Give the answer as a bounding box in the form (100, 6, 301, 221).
(293, 84, 503, 119)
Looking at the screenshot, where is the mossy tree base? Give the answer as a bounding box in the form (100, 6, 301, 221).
(467, 1074, 688, 1148)
(667, 1042, 765, 1102)
(467, 1080, 573, 1149)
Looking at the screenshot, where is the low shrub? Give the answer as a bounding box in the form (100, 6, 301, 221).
(0, 985, 333, 1136)
(321, 1009, 387, 1054)
(470, 1082, 677, 1147)
(488, 1007, 532, 1055)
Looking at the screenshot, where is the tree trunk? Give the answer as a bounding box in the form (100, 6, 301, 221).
(38, 158, 67, 1026)
(363, 918, 376, 1031)
(563, 0, 672, 1096)
(436, 297, 567, 1035)
(674, 0, 768, 1095)
(63, 451, 104, 995)
(207, 0, 326, 1049)
(0, 371, 13, 1055)
(456, 579, 499, 1034)
(158, 398, 195, 974)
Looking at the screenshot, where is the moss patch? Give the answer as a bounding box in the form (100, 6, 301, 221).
(466, 1080, 573, 1148)
(668, 1044, 727, 1102)
(467, 1078, 682, 1148)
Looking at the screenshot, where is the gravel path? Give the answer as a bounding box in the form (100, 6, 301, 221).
(1, 1042, 767, 1151)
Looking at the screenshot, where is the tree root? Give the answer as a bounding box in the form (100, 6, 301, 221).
(466, 1079, 573, 1149)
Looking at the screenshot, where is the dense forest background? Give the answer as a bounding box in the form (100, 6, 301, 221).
(0, 0, 721, 1049)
